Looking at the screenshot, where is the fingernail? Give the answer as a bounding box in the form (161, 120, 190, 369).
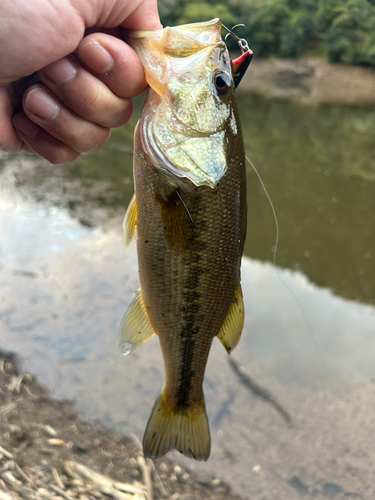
(25, 89, 60, 121)
(13, 114, 41, 139)
(41, 57, 77, 84)
(78, 41, 114, 74)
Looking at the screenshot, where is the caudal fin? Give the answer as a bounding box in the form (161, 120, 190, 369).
(143, 391, 211, 461)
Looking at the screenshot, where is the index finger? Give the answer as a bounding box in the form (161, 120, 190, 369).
(76, 33, 147, 99)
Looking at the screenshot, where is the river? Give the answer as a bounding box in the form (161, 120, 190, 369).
(1, 93, 375, 499)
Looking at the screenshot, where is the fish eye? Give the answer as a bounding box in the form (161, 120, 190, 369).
(213, 71, 232, 95)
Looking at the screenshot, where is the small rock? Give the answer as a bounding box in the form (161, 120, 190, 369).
(72, 443, 87, 454)
(173, 465, 182, 475)
(47, 439, 65, 446)
(43, 425, 58, 437)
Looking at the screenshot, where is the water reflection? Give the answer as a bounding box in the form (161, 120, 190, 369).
(1, 185, 375, 499)
(1, 93, 375, 498)
(242, 95, 375, 308)
(68, 94, 375, 307)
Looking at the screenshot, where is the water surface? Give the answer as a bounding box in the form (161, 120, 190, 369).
(63, 93, 375, 307)
(1, 93, 375, 499)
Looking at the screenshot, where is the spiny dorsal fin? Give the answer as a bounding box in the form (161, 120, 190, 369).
(143, 389, 211, 461)
(123, 194, 137, 250)
(118, 289, 155, 355)
(217, 283, 244, 354)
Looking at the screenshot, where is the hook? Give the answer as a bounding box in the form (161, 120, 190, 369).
(222, 23, 250, 53)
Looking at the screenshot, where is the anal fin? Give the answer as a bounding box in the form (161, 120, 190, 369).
(118, 289, 155, 355)
(217, 283, 244, 354)
(123, 194, 137, 250)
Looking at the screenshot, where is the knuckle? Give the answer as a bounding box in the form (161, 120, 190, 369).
(0, 138, 23, 153)
(49, 148, 80, 165)
(73, 90, 132, 128)
(110, 101, 134, 128)
(76, 88, 102, 116)
(74, 127, 111, 153)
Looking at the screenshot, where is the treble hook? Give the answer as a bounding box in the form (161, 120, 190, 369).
(222, 23, 250, 54)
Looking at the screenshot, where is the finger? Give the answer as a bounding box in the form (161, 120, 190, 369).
(0, 87, 23, 152)
(119, 0, 162, 31)
(76, 33, 148, 99)
(23, 143, 36, 155)
(14, 112, 80, 164)
(38, 52, 135, 128)
(21, 85, 111, 154)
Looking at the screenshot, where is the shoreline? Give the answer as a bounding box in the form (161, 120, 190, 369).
(0, 352, 242, 500)
(238, 56, 375, 107)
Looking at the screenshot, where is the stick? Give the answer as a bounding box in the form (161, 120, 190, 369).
(228, 357, 292, 423)
(137, 456, 153, 500)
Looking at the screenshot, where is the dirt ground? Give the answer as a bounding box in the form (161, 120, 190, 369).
(0, 353, 241, 500)
(238, 56, 375, 107)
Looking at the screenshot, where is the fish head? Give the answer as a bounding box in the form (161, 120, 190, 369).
(130, 19, 244, 189)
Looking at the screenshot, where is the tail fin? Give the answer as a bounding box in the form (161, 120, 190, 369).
(143, 391, 211, 461)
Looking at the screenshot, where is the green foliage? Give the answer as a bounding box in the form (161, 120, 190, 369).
(176, 2, 237, 26)
(280, 11, 315, 56)
(324, 0, 375, 64)
(158, 0, 375, 66)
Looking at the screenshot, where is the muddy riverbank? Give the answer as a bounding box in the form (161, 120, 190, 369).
(0, 353, 241, 500)
(239, 56, 375, 107)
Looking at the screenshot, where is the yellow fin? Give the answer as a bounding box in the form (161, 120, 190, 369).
(143, 391, 211, 461)
(217, 283, 244, 354)
(122, 194, 137, 250)
(118, 289, 155, 355)
(158, 191, 197, 252)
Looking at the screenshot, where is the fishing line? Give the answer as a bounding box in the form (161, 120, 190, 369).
(175, 189, 197, 231)
(245, 156, 320, 355)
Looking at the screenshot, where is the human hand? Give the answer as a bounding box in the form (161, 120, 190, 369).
(0, 0, 161, 163)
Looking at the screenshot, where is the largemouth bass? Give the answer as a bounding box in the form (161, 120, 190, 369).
(119, 19, 252, 461)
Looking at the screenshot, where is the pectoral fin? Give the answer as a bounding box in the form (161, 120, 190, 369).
(118, 289, 155, 355)
(123, 194, 137, 250)
(158, 191, 197, 252)
(217, 283, 244, 354)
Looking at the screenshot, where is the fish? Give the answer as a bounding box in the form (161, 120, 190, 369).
(119, 18, 252, 461)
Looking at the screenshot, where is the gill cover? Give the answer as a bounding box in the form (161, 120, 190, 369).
(129, 19, 240, 189)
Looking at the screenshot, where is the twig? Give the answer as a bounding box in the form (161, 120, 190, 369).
(49, 484, 71, 500)
(146, 459, 167, 498)
(0, 446, 13, 460)
(13, 462, 34, 486)
(0, 402, 16, 417)
(64, 461, 145, 495)
(228, 357, 292, 423)
(137, 456, 153, 500)
(128, 433, 142, 451)
(0, 490, 12, 500)
(51, 467, 65, 489)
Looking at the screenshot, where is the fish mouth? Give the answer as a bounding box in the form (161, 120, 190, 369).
(139, 94, 227, 189)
